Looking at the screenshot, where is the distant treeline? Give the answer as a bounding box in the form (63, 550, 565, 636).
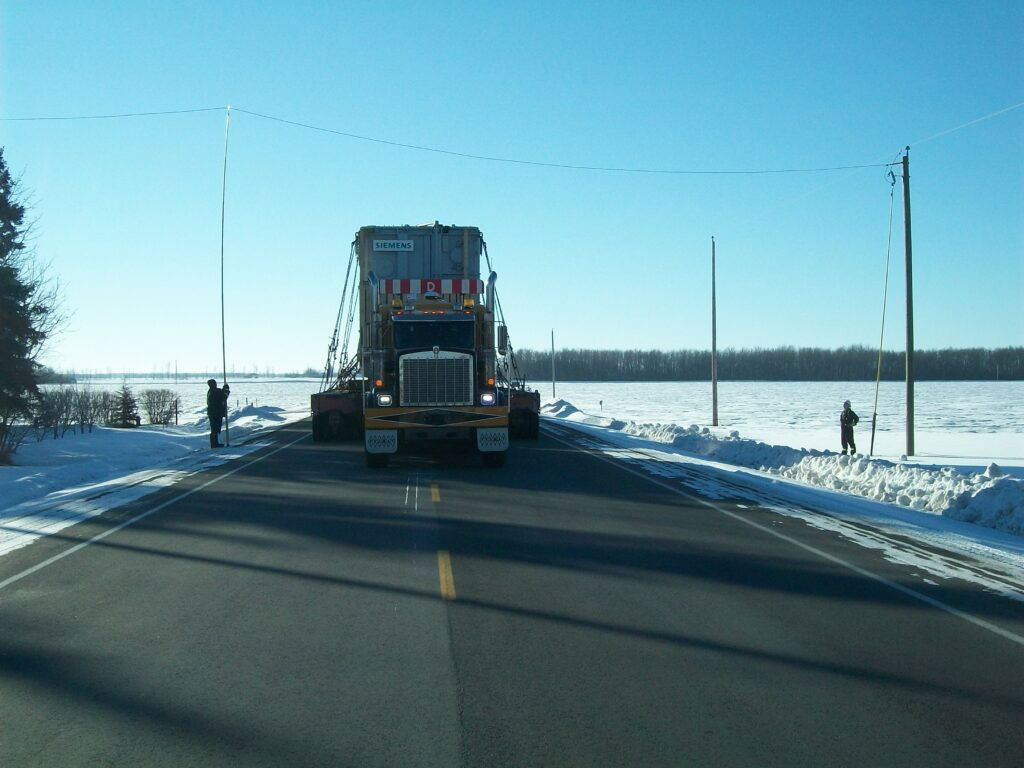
(50, 367, 322, 382)
(36, 366, 76, 384)
(515, 346, 1024, 381)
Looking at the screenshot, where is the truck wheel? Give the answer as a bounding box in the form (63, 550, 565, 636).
(311, 415, 325, 442)
(366, 452, 389, 468)
(481, 451, 506, 468)
(528, 412, 540, 439)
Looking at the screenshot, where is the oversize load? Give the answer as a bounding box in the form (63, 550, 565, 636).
(365, 406, 508, 430)
(380, 278, 483, 295)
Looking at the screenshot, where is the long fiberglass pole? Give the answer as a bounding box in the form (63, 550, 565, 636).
(551, 329, 556, 399)
(220, 105, 232, 446)
(711, 236, 718, 427)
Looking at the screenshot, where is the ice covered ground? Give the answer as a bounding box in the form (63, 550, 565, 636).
(0, 395, 311, 558)
(541, 398, 1024, 596)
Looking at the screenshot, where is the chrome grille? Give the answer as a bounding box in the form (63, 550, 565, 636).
(400, 355, 473, 406)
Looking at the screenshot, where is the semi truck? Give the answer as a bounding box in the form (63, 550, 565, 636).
(311, 223, 539, 467)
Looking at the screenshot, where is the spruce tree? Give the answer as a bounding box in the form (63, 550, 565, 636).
(111, 384, 139, 428)
(0, 148, 61, 460)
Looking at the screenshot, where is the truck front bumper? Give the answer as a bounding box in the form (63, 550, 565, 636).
(364, 406, 509, 454)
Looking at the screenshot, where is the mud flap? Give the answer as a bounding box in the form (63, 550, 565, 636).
(365, 429, 398, 454)
(476, 427, 509, 453)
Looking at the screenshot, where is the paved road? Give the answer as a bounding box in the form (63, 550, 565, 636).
(1, 421, 1022, 767)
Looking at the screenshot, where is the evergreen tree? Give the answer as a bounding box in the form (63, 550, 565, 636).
(111, 384, 139, 428)
(0, 147, 62, 460)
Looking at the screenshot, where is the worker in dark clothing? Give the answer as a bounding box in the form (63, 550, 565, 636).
(840, 399, 859, 455)
(206, 379, 228, 448)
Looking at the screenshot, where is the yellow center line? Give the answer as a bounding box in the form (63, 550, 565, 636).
(431, 483, 440, 502)
(437, 550, 456, 600)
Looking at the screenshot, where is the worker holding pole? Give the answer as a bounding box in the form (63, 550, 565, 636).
(206, 379, 229, 448)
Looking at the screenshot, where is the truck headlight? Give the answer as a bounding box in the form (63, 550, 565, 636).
(376, 393, 393, 407)
(480, 392, 496, 406)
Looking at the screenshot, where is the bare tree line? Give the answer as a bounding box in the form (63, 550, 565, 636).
(4, 386, 181, 455)
(516, 345, 1024, 382)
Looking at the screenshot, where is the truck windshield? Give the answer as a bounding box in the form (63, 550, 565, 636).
(394, 319, 475, 350)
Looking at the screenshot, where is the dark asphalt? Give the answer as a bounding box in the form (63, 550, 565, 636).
(1, 420, 1022, 767)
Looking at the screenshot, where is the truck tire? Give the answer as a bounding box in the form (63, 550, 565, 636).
(528, 412, 540, 440)
(481, 451, 506, 468)
(311, 414, 325, 442)
(366, 452, 389, 468)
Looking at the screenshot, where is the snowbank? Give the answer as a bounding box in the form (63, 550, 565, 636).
(0, 403, 309, 558)
(542, 399, 1024, 537)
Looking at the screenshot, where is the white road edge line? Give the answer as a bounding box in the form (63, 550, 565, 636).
(0, 431, 311, 594)
(543, 425, 1024, 648)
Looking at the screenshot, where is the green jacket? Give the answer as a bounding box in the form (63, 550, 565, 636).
(206, 387, 227, 418)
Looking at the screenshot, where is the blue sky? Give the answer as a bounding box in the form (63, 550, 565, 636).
(1, 0, 1021, 374)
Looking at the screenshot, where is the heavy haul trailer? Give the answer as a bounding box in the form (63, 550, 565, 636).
(311, 223, 538, 467)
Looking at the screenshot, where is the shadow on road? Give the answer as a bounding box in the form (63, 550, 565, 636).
(2, 421, 1022, 746)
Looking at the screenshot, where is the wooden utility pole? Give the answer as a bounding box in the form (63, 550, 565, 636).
(711, 236, 719, 426)
(550, 329, 556, 399)
(902, 147, 915, 456)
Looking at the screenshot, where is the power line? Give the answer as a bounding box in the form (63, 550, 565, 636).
(909, 100, 1024, 147)
(231, 107, 886, 175)
(0, 107, 226, 121)
(4, 99, 1021, 175)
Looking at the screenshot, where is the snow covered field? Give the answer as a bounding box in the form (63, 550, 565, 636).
(530, 380, 1024, 466)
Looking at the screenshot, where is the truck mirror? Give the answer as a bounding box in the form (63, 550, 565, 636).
(497, 325, 508, 356)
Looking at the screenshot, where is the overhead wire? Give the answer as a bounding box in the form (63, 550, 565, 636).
(0, 107, 225, 121)
(5, 100, 1020, 175)
(909, 100, 1024, 147)
(869, 169, 898, 456)
(230, 107, 887, 175)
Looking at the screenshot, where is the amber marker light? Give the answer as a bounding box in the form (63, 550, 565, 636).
(374, 378, 384, 388)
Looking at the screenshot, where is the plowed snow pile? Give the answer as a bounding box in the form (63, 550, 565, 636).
(542, 400, 1024, 536)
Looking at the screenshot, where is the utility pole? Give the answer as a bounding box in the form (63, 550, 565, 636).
(902, 147, 915, 456)
(551, 329, 556, 399)
(711, 236, 719, 426)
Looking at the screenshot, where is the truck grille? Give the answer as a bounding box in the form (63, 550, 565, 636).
(400, 354, 473, 406)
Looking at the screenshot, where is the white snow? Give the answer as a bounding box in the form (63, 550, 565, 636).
(541, 397, 1024, 599)
(532, 380, 1024, 464)
(0, 382, 314, 558)
(544, 398, 1024, 536)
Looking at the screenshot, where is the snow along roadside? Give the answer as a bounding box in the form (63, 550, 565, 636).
(542, 399, 1024, 537)
(0, 404, 308, 558)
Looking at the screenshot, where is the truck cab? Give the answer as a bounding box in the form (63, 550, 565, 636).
(359, 226, 509, 467)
